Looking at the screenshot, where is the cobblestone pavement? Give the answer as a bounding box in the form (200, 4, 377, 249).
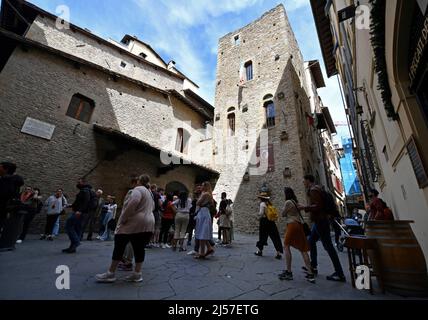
(0, 232, 414, 300)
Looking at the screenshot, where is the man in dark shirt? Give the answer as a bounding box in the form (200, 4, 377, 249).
(298, 174, 346, 282)
(63, 178, 91, 253)
(0, 162, 24, 234)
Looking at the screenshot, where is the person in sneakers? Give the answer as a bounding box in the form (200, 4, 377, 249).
(17, 187, 43, 243)
(298, 175, 346, 282)
(278, 187, 314, 283)
(95, 174, 155, 283)
(194, 182, 215, 259)
(40, 189, 68, 241)
(98, 195, 117, 241)
(118, 175, 140, 271)
(62, 178, 91, 254)
(81, 189, 104, 241)
(255, 192, 283, 259)
(172, 191, 192, 251)
(150, 184, 162, 248)
(159, 193, 175, 249)
(218, 193, 232, 246)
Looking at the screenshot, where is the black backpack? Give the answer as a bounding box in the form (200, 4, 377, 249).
(322, 190, 340, 218)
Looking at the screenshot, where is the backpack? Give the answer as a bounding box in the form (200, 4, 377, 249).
(266, 203, 279, 221)
(322, 190, 339, 218)
(88, 189, 98, 211)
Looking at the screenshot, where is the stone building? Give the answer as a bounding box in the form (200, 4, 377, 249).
(0, 0, 217, 231)
(0, 1, 337, 235)
(212, 5, 322, 233)
(304, 60, 345, 214)
(311, 0, 428, 261)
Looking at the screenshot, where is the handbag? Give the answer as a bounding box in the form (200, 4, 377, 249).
(291, 201, 311, 236)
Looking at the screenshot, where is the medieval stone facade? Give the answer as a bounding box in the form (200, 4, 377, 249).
(0, 2, 327, 234)
(212, 5, 318, 233)
(0, 0, 217, 232)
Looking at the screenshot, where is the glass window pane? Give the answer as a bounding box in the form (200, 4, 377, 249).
(78, 101, 93, 123)
(66, 96, 81, 118)
(66, 94, 94, 123)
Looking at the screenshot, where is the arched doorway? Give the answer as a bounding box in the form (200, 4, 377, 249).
(165, 181, 189, 196)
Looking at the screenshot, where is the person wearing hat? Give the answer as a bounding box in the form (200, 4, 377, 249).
(255, 192, 283, 259)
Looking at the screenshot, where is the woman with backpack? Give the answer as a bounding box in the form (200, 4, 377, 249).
(278, 187, 315, 283)
(254, 192, 283, 259)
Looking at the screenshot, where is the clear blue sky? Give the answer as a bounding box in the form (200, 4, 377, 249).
(28, 0, 348, 133)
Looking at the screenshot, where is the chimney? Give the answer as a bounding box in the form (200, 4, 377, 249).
(167, 60, 176, 70)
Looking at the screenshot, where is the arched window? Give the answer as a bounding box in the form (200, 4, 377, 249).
(66, 93, 95, 123)
(139, 52, 147, 59)
(175, 128, 190, 154)
(227, 107, 236, 137)
(264, 100, 276, 128)
(245, 61, 253, 81)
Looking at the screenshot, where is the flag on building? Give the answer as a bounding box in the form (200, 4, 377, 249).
(306, 113, 315, 126)
(238, 61, 246, 87)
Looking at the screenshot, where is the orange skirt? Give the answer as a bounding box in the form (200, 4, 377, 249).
(284, 222, 309, 252)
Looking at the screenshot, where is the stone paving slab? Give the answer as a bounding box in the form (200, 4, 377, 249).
(0, 232, 419, 300)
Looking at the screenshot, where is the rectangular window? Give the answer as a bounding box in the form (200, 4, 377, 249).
(176, 128, 184, 153)
(66, 94, 95, 123)
(234, 35, 240, 45)
(382, 146, 389, 162)
(265, 101, 276, 128)
(175, 128, 189, 154)
(228, 113, 235, 137)
(245, 61, 253, 81)
(406, 135, 428, 188)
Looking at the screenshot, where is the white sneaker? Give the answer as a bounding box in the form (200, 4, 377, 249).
(95, 271, 116, 283)
(124, 272, 143, 283)
(187, 250, 197, 255)
(16, 240, 22, 244)
(165, 244, 171, 248)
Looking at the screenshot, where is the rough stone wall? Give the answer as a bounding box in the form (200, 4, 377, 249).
(0, 46, 210, 233)
(212, 5, 315, 233)
(24, 16, 184, 92)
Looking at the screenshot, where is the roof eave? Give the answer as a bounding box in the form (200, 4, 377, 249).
(310, 0, 338, 78)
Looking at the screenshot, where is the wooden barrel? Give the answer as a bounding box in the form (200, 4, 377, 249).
(366, 221, 428, 297)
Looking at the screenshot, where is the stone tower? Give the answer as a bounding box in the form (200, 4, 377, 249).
(212, 4, 317, 233)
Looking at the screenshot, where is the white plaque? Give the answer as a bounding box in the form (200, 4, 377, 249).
(21, 117, 56, 140)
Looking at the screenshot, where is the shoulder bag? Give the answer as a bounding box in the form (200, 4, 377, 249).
(291, 201, 311, 236)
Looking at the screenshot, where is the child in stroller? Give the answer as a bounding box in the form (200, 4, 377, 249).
(336, 218, 365, 252)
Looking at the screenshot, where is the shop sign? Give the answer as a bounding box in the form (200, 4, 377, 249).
(409, 13, 428, 86)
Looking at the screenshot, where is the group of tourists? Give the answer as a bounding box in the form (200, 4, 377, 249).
(2, 161, 355, 286)
(254, 174, 347, 284)
(95, 176, 231, 283)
